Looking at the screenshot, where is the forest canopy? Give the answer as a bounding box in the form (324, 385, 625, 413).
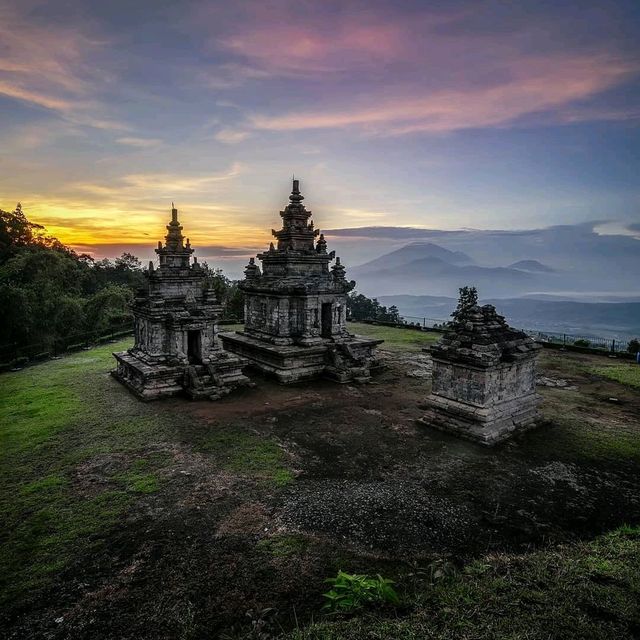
(0, 205, 241, 362)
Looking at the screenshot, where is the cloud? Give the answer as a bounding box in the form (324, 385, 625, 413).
(219, 20, 406, 75)
(250, 54, 638, 135)
(75, 162, 245, 197)
(68, 242, 260, 260)
(213, 128, 251, 144)
(116, 136, 164, 148)
(325, 226, 438, 239)
(0, 4, 128, 131)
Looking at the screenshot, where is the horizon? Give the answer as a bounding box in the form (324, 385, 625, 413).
(1, 0, 639, 261)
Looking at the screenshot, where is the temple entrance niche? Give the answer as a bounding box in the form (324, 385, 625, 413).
(321, 303, 332, 338)
(187, 330, 201, 364)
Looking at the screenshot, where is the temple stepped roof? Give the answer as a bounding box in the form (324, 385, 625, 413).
(432, 301, 540, 367)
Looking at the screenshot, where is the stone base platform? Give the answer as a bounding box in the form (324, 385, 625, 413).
(418, 392, 542, 446)
(112, 350, 252, 401)
(219, 331, 382, 384)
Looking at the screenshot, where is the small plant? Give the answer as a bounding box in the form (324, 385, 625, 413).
(573, 339, 591, 348)
(322, 571, 400, 613)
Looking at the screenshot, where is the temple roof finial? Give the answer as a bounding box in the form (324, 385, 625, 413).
(290, 177, 303, 204)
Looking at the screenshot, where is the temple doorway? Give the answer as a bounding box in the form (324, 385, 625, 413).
(321, 303, 333, 338)
(187, 330, 201, 364)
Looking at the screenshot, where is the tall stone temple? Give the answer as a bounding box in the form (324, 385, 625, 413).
(220, 179, 382, 383)
(419, 287, 541, 445)
(112, 205, 251, 400)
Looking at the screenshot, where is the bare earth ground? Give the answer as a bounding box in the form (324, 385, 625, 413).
(1, 323, 639, 639)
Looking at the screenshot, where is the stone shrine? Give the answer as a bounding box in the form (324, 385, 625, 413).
(419, 287, 541, 445)
(112, 205, 251, 400)
(220, 179, 382, 383)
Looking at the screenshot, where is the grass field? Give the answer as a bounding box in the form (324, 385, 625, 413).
(590, 362, 640, 389)
(288, 525, 640, 640)
(1, 327, 640, 639)
(0, 339, 170, 603)
(349, 322, 442, 349)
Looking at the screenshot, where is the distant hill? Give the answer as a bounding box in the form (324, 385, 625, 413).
(377, 294, 640, 340)
(329, 222, 640, 300)
(353, 242, 473, 272)
(351, 242, 545, 297)
(509, 260, 555, 273)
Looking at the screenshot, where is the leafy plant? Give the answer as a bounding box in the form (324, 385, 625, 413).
(322, 571, 400, 613)
(627, 338, 640, 354)
(573, 339, 591, 347)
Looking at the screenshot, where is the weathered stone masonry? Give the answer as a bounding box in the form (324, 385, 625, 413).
(419, 289, 542, 445)
(220, 179, 382, 383)
(112, 205, 252, 400)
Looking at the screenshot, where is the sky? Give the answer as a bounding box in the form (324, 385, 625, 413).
(0, 0, 639, 274)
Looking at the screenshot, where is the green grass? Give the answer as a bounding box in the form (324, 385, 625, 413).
(0, 339, 172, 604)
(0, 337, 300, 608)
(287, 525, 640, 640)
(348, 322, 443, 351)
(199, 428, 294, 485)
(216, 321, 443, 351)
(257, 534, 309, 557)
(590, 362, 640, 389)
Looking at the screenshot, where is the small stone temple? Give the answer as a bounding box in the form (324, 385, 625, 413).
(112, 205, 251, 400)
(220, 179, 382, 383)
(419, 287, 541, 445)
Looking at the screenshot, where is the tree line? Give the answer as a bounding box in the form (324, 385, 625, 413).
(0, 205, 243, 360)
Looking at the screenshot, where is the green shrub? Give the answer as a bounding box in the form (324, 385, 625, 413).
(573, 339, 591, 348)
(322, 571, 400, 613)
(627, 338, 640, 354)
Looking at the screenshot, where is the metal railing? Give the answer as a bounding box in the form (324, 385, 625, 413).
(526, 330, 630, 353)
(351, 315, 637, 354)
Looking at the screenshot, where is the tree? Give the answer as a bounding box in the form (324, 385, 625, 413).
(627, 338, 640, 354)
(115, 252, 142, 271)
(452, 286, 478, 320)
(83, 284, 133, 337)
(202, 264, 245, 320)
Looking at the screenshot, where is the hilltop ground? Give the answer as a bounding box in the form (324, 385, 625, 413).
(1, 324, 639, 639)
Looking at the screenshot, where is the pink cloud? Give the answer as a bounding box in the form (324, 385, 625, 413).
(0, 4, 124, 130)
(250, 54, 639, 134)
(221, 21, 406, 74)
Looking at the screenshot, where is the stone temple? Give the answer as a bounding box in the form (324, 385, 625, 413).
(220, 179, 382, 383)
(419, 287, 541, 445)
(112, 205, 252, 400)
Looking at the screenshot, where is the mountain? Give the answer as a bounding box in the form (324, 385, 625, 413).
(350, 242, 545, 298)
(508, 260, 555, 273)
(352, 242, 473, 272)
(327, 222, 640, 299)
(377, 294, 640, 340)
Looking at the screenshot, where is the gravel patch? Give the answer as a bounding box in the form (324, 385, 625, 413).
(277, 480, 474, 553)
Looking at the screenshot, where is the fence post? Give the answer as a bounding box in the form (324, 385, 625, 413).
(611, 339, 615, 354)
